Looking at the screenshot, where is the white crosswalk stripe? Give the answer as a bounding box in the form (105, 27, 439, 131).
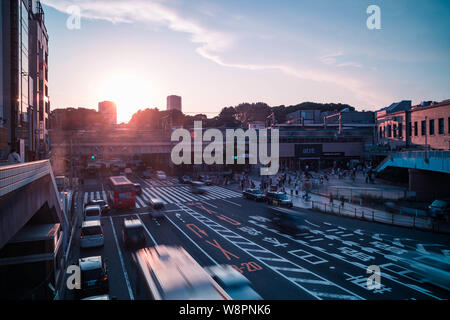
(82, 185, 242, 208)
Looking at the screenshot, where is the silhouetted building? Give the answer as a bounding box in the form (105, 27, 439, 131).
(98, 101, 117, 125)
(167, 95, 182, 112)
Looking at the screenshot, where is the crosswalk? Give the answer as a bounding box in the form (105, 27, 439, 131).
(82, 185, 242, 209)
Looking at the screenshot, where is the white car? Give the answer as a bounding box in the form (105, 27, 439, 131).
(84, 205, 102, 221)
(205, 265, 262, 300)
(156, 171, 167, 180)
(80, 220, 104, 249)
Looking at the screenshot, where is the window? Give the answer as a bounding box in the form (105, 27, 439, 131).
(414, 122, 418, 136)
(393, 124, 397, 138)
(387, 125, 392, 137)
(429, 119, 435, 135)
(398, 123, 403, 138)
(421, 120, 426, 136)
(408, 122, 412, 137)
(438, 118, 444, 134)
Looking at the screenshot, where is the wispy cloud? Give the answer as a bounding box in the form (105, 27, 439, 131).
(42, 0, 388, 107)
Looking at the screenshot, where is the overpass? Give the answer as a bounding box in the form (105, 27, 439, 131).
(376, 151, 450, 197)
(0, 160, 70, 249)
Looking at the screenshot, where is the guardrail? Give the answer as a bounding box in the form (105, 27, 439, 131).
(311, 200, 450, 234)
(0, 160, 50, 197)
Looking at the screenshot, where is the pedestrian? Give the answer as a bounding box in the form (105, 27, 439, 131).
(7, 148, 21, 164)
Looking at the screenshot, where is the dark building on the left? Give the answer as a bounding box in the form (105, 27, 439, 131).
(1, 0, 50, 161)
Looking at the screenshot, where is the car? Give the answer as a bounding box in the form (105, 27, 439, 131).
(143, 169, 152, 179)
(191, 181, 207, 194)
(265, 191, 293, 208)
(80, 220, 104, 249)
(84, 205, 102, 221)
(134, 183, 142, 195)
(156, 170, 166, 180)
(85, 199, 110, 214)
(179, 175, 192, 184)
(148, 197, 165, 218)
(388, 251, 450, 291)
(272, 209, 302, 232)
(123, 217, 146, 248)
(243, 188, 265, 201)
(205, 265, 262, 300)
(428, 198, 450, 220)
(198, 175, 212, 186)
(78, 256, 109, 298)
(81, 294, 112, 300)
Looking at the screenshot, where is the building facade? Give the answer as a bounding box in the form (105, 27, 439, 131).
(167, 95, 182, 112)
(376, 99, 450, 151)
(98, 101, 117, 125)
(0, 0, 49, 161)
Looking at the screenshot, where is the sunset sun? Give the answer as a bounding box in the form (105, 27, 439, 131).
(98, 73, 154, 123)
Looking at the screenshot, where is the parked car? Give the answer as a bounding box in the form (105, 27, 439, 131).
(134, 183, 142, 195)
(243, 188, 265, 201)
(265, 191, 293, 208)
(198, 175, 212, 185)
(156, 170, 167, 180)
(179, 175, 192, 184)
(123, 217, 146, 248)
(80, 220, 104, 249)
(205, 265, 262, 300)
(428, 198, 450, 221)
(84, 205, 102, 221)
(78, 256, 109, 298)
(148, 198, 165, 218)
(191, 181, 207, 194)
(85, 199, 110, 214)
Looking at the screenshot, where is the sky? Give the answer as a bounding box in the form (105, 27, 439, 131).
(41, 0, 450, 123)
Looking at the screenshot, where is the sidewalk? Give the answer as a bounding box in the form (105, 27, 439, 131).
(227, 176, 450, 234)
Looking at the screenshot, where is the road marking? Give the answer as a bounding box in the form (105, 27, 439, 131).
(136, 214, 158, 246)
(177, 203, 363, 300)
(109, 216, 134, 300)
(164, 214, 219, 265)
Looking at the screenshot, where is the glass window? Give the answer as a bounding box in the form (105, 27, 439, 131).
(398, 123, 403, 138)
(438, 118, 444, 134)
(421, 120, 426, 136)
(429, 119, 435, 135)
(414, 122, 418, 136)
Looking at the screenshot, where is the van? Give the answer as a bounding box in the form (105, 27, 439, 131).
(148, 198, 165, 218)
(80, 220, 104, 249)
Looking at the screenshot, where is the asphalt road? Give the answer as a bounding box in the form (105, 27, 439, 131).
(62, 174, 450, 300)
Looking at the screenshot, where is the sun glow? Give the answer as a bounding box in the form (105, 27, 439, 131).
(98, 73, 154, 123)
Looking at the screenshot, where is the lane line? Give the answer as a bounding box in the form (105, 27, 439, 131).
(136, 214, 158, 246)
(109, 216, 134, 300)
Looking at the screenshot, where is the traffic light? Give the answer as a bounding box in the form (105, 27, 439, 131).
(91, 155, 95, 160)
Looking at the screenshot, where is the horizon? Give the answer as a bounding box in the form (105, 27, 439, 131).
(41, 0, 450, 123)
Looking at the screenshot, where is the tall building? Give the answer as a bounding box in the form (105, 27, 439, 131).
(167, 95, 182, 112)
(98, 101, 117, 125)
(0, 0, 49, 161)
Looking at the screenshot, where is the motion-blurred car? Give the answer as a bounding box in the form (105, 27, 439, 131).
(191, 181, 207, 194)
(428, 198, 450, 221)
(134, 183, 142, 195)
(272, 208, 302, 232)
(205, 265, 262, 300)
(179, 175, 192, 184)
(265, 191, 293, 208)
(78, 256, 109, 298)
(388, 251, 450, 291)
(148, 197, 165, 218)
(156, 170, 167, 180)
(198, 175, 212, 186)
(81, 294, 112, 300)
(80, 220, 104, 248)
(85, 199, 110, 214)
(243, 188, 265, 201)
(84, 205, 102, 221)
(123, 217, 146, 248)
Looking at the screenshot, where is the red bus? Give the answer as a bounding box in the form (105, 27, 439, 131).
(107, 176, 136, 209)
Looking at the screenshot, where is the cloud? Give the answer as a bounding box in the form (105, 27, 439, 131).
(42, 0, 389, 107)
